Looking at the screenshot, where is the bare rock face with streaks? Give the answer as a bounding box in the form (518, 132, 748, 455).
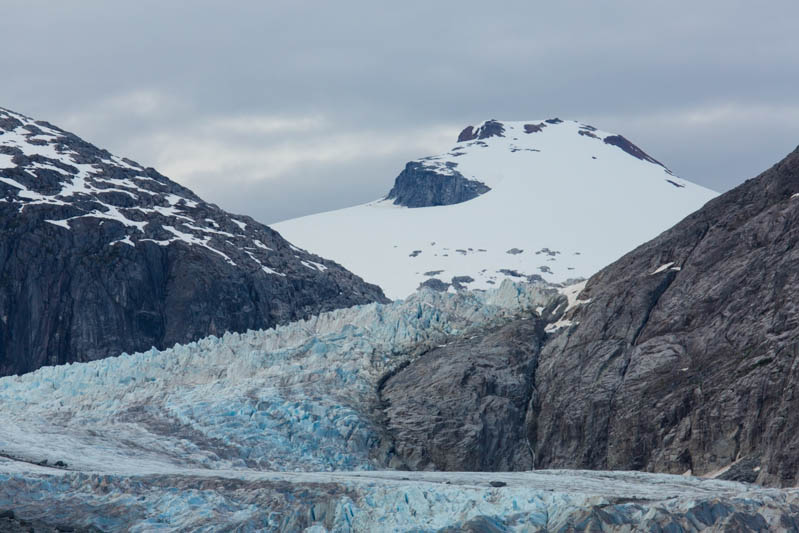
(0, 107, 387, 376)
(530, 144, 799, 487)
(380, 318, 546, 471)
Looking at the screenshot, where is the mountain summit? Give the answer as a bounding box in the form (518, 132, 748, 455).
(274, 119, 718, 299)
(0, 107, 386, 376)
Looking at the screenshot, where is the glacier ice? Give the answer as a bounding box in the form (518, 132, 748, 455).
(0, 280, 561, 474)
(2, 279, 797, 531)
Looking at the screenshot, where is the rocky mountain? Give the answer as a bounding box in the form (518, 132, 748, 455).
(0, 107, 386, 376)
(376, 144, 799, 489)
(4, 106, 798, 528)
(274, 118, 718, 299)
(531, 143, 799, 487)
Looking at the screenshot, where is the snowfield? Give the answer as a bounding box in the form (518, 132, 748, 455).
(1, 281, 799, 530)
(273, 119, 718, 299)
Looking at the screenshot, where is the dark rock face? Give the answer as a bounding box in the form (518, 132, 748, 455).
(457, 120, 506, 142)
(524, 123, 545, 133)
(531, 144, 799, 486)
(0, 107, 387, 376)
(450, 275, 475, 291)
(476, 120, 505, 139)
(386, 161, 490, 207)
(416, 278, 449, 292)
(379, 318, 545, 471)
(457, 126, 478, 142)
(603, 134, 665, 167)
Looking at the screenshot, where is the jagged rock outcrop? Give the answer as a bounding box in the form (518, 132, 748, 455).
(385, 161, 490, 207)
(379, 318, 546, 471)
(603, 134, 667, 167)
(456, 119, 506, 142)
(531, 144, 799, 487)
(0, 107, 387, 376)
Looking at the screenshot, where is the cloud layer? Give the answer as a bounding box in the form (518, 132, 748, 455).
(2, 1, 798, 223)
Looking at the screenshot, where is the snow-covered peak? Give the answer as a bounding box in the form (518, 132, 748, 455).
(415, 118, 676, 192)
(0, 106, 388, 377)
(274, 118, 719, 299)
(0, 106, 334, 275)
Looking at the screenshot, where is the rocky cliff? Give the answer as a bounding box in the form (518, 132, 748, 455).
(531, 144, 799, 486)
(376, 144, 799, 488)
(385, 161, 490, 207)
(380, 317, 545, 471)
(0, 107, 386, 376)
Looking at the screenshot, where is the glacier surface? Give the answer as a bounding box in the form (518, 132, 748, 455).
(2, 280, 798, 531)
(0, 281, 559, 475)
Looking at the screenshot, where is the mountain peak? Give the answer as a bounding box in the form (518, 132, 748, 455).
(274, 119, 718, 299)
(457, 119, 506, 142)
(0, 106, 386, 376)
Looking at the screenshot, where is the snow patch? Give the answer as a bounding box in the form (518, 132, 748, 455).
(651, 262, 675, 274)
(45, 219, 71, 229)
(302, 259, 328, 272)
(110, 236, 135, 247)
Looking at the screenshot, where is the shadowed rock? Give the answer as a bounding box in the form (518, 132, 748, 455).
(386, 161, 490, 207)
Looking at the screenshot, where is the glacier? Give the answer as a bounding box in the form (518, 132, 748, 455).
(0, 280, 561, 475)
(2, 280, 798, 531)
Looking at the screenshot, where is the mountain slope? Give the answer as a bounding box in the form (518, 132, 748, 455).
(531, 144, 799, 486)
(273, 119, 718, 299)
(0, 106, 386, 376)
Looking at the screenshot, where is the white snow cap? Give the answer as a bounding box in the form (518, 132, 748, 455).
(274, 119, 718, 299)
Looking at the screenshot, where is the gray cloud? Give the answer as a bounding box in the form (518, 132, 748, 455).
(2, 0, 798, 223)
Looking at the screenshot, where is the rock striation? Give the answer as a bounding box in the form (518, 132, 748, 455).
(380, 318, 546, 471)
(0, 107, 387, 376)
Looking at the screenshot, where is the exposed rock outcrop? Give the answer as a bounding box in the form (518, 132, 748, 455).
(385, 161, 490, 207)
(380, 317, 545, 471)
(457, 119, 506, 142)
(532, 144, 799, 486)
(0, 107, 387, 376)
(603, 134, 666, 167)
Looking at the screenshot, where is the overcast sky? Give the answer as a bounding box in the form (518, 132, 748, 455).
(2, 1, 798, 224)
